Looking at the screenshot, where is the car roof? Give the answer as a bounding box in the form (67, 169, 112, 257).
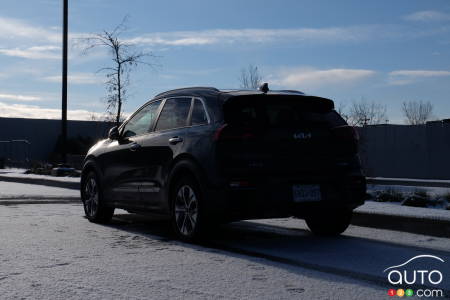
(153, 86, 307, 100)
(152, 87, 333, 109)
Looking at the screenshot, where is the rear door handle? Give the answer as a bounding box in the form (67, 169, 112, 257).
(129, 143, 141, 151)
(168, 137, 183, 145)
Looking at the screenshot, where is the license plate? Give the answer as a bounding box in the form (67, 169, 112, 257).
(292, 184, 321, 203)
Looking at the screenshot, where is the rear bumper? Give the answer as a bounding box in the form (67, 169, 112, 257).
(203, 176, 366, 221)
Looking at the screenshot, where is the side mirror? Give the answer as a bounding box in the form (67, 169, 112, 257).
(108, 126, 119, 140)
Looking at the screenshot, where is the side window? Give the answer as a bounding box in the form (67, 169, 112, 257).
(155, 97, 191, 131)
(191, 99, 208, 125)
(122, 100, 161, 138)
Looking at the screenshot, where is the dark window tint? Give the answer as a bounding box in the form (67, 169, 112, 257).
(224, 96, 342, 128)
(122, 100, 161, 138)
(155, 97, 191, 131)
(191, 99, 208, 125)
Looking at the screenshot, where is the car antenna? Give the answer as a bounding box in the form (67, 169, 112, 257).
(259, 82, 269, 94)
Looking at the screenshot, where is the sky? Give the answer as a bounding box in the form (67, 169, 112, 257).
(0, 0, 449, 124)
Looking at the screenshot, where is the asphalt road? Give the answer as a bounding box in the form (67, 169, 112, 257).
(0, 202, 449, 299)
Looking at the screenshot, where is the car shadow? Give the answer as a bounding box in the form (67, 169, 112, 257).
(100, 213, 450, 293)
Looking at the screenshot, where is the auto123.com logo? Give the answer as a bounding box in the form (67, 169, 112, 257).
(384, 255, 445, 298)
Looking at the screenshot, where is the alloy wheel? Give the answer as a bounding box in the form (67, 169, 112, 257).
(174, 185, 198, 236)
(84, 177, 99, 217)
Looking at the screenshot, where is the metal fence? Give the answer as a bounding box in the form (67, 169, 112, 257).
(0, 117, 112, 168)
(358, 121, 450, 180)
(0, 139, 31, 168)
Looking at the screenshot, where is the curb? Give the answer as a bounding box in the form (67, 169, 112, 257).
(367, 178, 450, 188)
(0, 197, 80, 205)
(352, 211, 450, 238)
(0, 175, 79, 190)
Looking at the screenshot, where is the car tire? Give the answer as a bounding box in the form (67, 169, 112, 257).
(305, 209, 352, 236)
(170, 176, 205, 242)
(81, 171, 114, 223)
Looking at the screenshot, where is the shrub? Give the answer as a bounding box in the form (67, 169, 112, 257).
(402, 189, 430, 208)
(374, 188, 404, 202)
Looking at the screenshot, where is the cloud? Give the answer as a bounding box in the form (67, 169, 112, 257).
(42, 73, 103, 84)
(404, 10, 450, 22)
(0, 46, 60, 59)
(0, 17, 60, 43)
(125, 24, 450, 48)
(0, 101, 103, 120)
(126, 26, 386, 47)
(0, 93, 42, 102)
(389, 70, 450, 77)
(272, 68, 376, 89)
(388, 69, 450, 85)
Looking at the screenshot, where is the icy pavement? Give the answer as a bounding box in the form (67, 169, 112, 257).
(0, 204, 449, 299)
(0, 181, 79, 199)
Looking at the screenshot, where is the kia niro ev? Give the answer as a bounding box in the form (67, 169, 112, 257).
(80, 85, 366, 241)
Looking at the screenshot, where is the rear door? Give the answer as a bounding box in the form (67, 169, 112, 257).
(138, 97, 192, 212)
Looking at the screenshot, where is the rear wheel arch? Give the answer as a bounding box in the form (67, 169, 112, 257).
(167, 156, 206, 208)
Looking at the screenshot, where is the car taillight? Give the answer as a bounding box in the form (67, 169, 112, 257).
(214, 124, 256, 141)
(332, 125, 359, 141)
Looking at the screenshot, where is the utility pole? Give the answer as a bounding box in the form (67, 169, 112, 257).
(61, 0, 68, 164)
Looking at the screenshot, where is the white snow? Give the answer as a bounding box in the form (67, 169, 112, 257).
(369, 177, 450, 184)
(0, 180, 448, 298)
(0, 168, 80, 183)
(367, 184, 450, 196)
(0, 204, 396, 300)
(0, 181, 79, 199)
(356, 200, 450, 221)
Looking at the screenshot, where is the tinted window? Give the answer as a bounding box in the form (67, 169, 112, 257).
(155, 97, 191, 131)
(122, 100, 161, 138)
(191, 99, 208, 125)
(224, 96, 341, 128)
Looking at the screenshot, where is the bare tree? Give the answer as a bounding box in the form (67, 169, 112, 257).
(335, 102, 350, 123)
(347, 99, 388, 126)
(81, 17, 155, 125)
(239, 64, 263, 89)
(401, 100, 433, 125)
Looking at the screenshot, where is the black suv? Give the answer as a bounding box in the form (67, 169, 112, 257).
(81, 86, 366, 241)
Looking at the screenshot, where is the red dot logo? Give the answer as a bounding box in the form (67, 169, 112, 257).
(388, 289, 396, 296)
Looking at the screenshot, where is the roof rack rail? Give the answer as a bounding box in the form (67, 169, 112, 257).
(154, 87, 220, 98)
(276, 90, 305, 95)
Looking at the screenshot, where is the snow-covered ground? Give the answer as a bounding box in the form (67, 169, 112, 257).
(369, 177, 450, 184)
(368, 184, 450, 197)
(0, 168, 79, 183)
(366, 184, 450, 210)
(0, 203, 448, 299)
(0, 181, 79, 199)
(356, 200, 450, 221)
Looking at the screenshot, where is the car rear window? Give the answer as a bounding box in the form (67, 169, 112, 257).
(224, 96, 346, 128)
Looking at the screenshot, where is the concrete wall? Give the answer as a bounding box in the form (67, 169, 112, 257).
(0, 117, 112, 162)
(358, 122, 450, 179)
